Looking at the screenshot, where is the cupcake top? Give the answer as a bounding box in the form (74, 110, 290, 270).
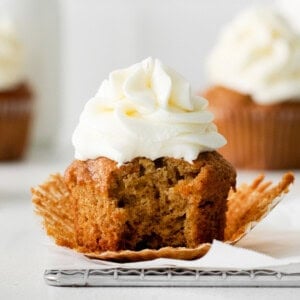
(73, 57, 226, 165)
(207, 7, 300, 105)
(0, 17, 24, 91)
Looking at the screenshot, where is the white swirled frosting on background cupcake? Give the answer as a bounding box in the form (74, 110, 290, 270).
(207, 7, 300, 105)
(0, 17, 24, 91)
(73, 58, 226, 165)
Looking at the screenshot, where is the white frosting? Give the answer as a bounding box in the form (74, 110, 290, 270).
(73, 58, 226, 164)
(207, 7, 300, 104)
(0, 18, 24, 90)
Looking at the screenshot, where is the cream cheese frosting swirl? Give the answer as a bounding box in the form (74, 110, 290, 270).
(0, 18, 24, 90)
(207, 7, 300, 104)
(73, 57, 226, 164)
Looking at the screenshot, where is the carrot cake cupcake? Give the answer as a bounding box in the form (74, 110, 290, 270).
(32, 58, 295, 262)
(46, 58, 236, 252)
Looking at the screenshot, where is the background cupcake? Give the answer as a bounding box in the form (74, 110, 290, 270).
(203, 7, 300, 169)
(0, 17, 33, 160)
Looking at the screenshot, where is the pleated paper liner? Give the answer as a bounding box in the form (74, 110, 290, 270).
(32, 172, 294, 262)
(211, 103, 300, 169)
(0, 96, 32, 160)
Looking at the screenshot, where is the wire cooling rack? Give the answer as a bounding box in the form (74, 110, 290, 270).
(44, 268, 300, 287)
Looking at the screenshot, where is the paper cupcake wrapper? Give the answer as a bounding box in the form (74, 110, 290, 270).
(0, 98, 32, 160)
(214, 106, 300, 169)
(0, 98, 32, 116)
(32, 173, 294, 262)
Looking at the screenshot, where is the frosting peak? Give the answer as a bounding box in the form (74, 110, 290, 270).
(73, 58, 226, 164)
(0, 17, 24, 90)
(207, 7, 300, 104)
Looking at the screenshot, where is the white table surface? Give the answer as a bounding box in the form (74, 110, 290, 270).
(1, 150, 300, 299)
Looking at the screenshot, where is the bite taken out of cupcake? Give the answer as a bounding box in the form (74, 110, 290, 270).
(0, 17, 33, 160)
(32, 57, 295, 262)
(66, 57, 237, 252)
(203, 7, 300, 170)
(34, 58, 236, 254)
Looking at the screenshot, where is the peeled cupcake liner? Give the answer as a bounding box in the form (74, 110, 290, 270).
(32, 172, 294, 262)
(213, 105, 300, 169)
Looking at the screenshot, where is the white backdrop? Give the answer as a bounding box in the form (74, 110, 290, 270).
(57, 0, 277, 156)
(4, 0, 300, 158)
(0, 0, 60, 149)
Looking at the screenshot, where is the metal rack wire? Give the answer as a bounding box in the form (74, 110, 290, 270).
(44, 268, 300, 287)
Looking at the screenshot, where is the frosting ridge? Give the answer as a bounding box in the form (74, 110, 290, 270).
(0, 17, 24, 90)
(73, 58, 226, 164)
(207, 7, 300, 104)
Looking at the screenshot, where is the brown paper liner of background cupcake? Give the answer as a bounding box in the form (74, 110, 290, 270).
(211, 104, 300, 169)
(32, 172, 294, 262)
(0, 97, 33, 160)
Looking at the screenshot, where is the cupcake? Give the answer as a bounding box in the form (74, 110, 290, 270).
(0, 18, 33, 160)
(203, 7, 300, 169)
(35, 58, 236, 253)
(32, 58, 295, 262)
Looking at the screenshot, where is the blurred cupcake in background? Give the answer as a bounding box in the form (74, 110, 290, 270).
(0, 17, 33, 160)
(203, 7, 300, 169)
